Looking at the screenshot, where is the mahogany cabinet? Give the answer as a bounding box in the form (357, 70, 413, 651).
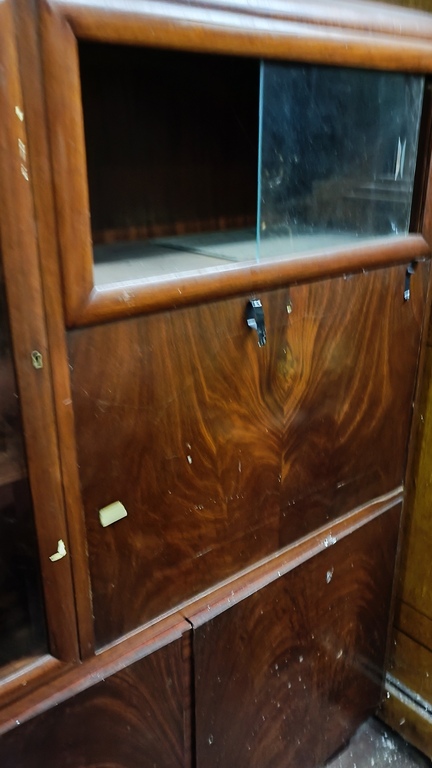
(192, 508, 401, 768)
(68, 265, 427, 649)
(1, 0, 432, 766)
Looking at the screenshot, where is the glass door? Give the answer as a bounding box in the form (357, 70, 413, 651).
(0, 249, 47, 669)
(80, 47, 424, 287)
(258, 64, 424, 260)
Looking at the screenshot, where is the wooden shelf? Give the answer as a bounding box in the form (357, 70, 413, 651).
(93, 229, 365, 287)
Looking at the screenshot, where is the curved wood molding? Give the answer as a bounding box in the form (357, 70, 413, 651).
(49, 0, 432, 71)
(39, 0, 432, 327)
(0, 0, 79, 662)
(79, 235, 430, 326)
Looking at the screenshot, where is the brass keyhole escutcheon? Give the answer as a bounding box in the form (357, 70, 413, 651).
(31, 350, 43, 369)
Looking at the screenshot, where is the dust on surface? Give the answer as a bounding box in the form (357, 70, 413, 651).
(325, 718, 431, 768)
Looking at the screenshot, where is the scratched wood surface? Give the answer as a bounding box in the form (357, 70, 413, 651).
(0, 0, 79, 664)
(68, 263, 427, 647)
(0, 635, 189, 768)
(192, 507, 400, 768)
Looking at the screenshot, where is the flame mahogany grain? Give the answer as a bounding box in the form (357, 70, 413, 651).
(192, 506, 401, 768)
(0, 634, 190, 768)
(68, 262, 427, 647)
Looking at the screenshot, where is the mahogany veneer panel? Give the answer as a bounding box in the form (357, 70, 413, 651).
(193, 507, 400, 768)
(0, 636, 189, 768)
(68, 263, 427, 647)
(278, 261, 427, 540)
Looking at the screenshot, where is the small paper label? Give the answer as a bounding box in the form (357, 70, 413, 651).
(99, 501, 128, 527)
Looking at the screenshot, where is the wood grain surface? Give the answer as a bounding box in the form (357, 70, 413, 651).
(39, 0, 432, 326)
(14, 0, 95, 657)
(0, 634, 190, 768)
(77, 236, 431, 326)
(47, 0, 432, 73)
(380, 279, 432, 752)
(381, 692, 432, 761)
(52, 0, 432, 41)
(68, 263, 427, 647)
(192, 507, 400, 768)
(0, 0, 79, 662)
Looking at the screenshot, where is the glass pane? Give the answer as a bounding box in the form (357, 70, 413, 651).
(79, 44, 259, 286)
(258, 64, 424, 260)
(0, 253, 47, 669)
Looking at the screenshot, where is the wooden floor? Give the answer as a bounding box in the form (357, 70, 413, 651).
(326, 719, 431, 767)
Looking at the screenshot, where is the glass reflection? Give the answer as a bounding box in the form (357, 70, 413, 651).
(258, 64, 424, 260)
(81, 44, 425, 284)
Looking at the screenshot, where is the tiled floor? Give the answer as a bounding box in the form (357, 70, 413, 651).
(326, 718, 431, 767)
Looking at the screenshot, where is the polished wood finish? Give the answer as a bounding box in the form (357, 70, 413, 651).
(68, 263, 427, 648)
(13, 0, 95, 658)
(0, 0, 78, 662)
(52, 0, 432, 40)
(0, 493, 399, 746)
(39, 0, 432, 327)
(47, 0, 432, 71)
(192, 507, 400, 768)
(40, 2, 94, 322)
(184, 488, 404, 626)
(381, 327, 432, 753)
(0, 489, 394, 734)
(0, 0, 431, 763)
(379, 12, 432, 749)
(0, 632, 191, 768)
(0, 613, 188, 734)
(74, 237, 431, 326)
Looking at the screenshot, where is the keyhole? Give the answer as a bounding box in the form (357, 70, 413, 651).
(31, 350, 43, 369)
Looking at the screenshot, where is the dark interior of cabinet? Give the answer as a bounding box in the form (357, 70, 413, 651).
(79, 43, 259, 280)
(410, 78, 432, 231)
(0, 259, 47, 669)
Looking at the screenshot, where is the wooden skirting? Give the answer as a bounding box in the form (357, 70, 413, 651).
(381, 671, 432, 760)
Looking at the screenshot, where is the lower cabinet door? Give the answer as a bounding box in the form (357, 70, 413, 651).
(0, 507, 401, 767)
(0, 633, 191, 768)
(192, 507, 400, 768)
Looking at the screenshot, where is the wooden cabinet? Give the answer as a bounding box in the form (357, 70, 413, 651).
(68, 265, 426, 649)
(0, 0, 79, 676)
(193, 509, 401, 768)
(381, 324, 432, 758)
(1, 0, 432, 765)
(0, 622, 192, 768)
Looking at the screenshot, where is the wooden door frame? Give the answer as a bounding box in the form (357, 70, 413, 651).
(0, 0, 80, 678)
(37, 0, 432, 327)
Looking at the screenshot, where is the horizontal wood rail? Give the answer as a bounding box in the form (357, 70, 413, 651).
(50, 0, 432, 72)
(0, 487, 402, 735)
(74, 235, 430, 326)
